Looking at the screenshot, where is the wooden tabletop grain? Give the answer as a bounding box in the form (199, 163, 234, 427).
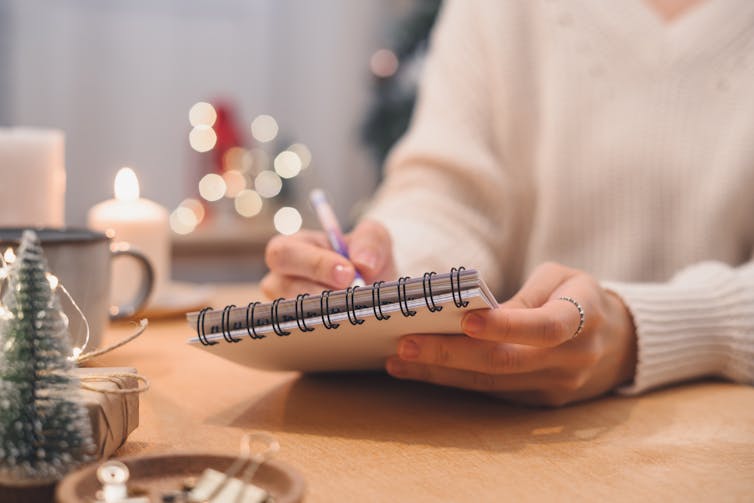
(94, 284, 754, 502)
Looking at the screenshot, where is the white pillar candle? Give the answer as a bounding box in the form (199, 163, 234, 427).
(0, 128, 66, 227)
(87, 167, 170, 307)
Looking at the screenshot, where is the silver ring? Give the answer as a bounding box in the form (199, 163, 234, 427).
(558, 296, 585, 338)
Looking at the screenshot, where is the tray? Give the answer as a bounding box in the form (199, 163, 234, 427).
(55, 452, 306, 502)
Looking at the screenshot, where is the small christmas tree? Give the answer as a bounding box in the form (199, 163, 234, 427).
(0, 231, 94, 484)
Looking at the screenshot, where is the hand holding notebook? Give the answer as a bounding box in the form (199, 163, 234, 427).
(186, 268, 498, 372)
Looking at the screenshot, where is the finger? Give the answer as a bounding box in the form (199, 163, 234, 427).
(294, 229, 331, 248)
(346, 219, 392, 278)
(461, 298, 584, 347)
(385, 356, 555, 392)
(265, 235, 355, 289)
(259, 273, 331, 300)
(505, 262, 577, 308)
(395, 334, 555, 374)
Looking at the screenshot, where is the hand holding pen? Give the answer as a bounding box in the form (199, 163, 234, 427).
(308, 189, 367, 287)
(260, 189, 397, 299)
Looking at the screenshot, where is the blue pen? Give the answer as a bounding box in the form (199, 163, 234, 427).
(309, 189, 366, 287)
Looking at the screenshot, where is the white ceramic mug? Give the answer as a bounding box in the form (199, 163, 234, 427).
(0, 227, 154, 350)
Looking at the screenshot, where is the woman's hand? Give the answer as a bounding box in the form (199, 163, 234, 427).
(386, 262, 637, 406)
(261, 219, 397, 299)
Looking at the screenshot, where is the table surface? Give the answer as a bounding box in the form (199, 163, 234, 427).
(96, 284, 754, 502)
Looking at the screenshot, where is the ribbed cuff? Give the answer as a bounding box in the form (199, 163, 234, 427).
(603, 262, 754, 395)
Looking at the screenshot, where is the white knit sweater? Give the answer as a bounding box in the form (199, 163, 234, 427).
(366, 0, 754, 394)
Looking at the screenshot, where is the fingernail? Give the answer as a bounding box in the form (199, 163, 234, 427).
(462, 313, 485, 336)
(332, 264, 354, 286)
(386, 359, 406, 376)
(398, 340, 420, 359)
(352, 249, 378, 271)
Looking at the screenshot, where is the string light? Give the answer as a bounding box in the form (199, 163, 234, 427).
(46, 273, 59, 291)
(222, 170, 247, 198)
(189, 102, 217, 127)
(3, 248, 16, 264)
(223, 147, 247, 172)
(251, 115, 279, 143)
(180, 198, 205, 224)
(250, 148, 271, 173)
(254, 170, 282, 198)
(234, 189, 263, 218)
(189, 126, 217, 153)
(169, 207, 198, 235)
(273, 207, 302, 235)
(288, 143, 312, 170)
(198, 173, 227, 201)
(274, 150, 302, 179)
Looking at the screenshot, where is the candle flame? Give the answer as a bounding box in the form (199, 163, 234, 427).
(114, 167, 140, 202)
(3, 247, 16, 264)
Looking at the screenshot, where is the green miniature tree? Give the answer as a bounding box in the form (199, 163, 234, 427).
(0, 230, 94, 484)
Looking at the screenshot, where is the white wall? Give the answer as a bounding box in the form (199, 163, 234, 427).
(1, 0, 404, 225)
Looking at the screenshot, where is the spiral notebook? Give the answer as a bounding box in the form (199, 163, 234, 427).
(186, 267, 498, 372)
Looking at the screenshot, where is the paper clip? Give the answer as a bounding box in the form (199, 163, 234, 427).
(189, 432, 280, 503)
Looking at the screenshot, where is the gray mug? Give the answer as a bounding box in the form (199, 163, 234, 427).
(0, 227, 154, 351)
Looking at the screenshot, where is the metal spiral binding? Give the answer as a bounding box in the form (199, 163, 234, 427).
(371, 281, 391, 321)
(319, 290, 340, 329)
(422, 271, 443, 312)
(450, 266, 469, 308)
(245, 301, 265, 340)
(197, 307, 216, 346)
(397, 276, 417, 317)
(221, 304, 241, 343)
(271, 297, 291, 336)
(345, 286, 365, 325)
(295, 293, 315, 332)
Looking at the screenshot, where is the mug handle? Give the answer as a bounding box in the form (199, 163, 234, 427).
(109, 243, 155, 320)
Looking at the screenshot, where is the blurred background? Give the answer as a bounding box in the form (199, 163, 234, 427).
(0, 0, 441, 283)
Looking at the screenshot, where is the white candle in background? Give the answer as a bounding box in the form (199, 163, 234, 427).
(87, 167, 170, 307)
(0, 128, 66, 227)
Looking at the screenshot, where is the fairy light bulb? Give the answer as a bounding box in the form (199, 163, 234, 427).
(4, 247, 17, 264)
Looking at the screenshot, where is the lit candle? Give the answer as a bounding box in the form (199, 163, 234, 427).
(0, 128, 66, 227)
(87, 168, 170, 307)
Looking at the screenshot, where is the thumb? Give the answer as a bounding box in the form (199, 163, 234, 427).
(347, 219, 393, 278)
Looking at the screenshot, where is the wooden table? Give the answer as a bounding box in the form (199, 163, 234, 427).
(96, 284, 754, 502)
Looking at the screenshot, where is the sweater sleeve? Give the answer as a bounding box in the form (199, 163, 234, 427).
(603, 260, 754, 395)
(363, 0, 509, 288)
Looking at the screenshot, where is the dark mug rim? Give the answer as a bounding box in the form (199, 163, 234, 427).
(0, 227, 109, 245)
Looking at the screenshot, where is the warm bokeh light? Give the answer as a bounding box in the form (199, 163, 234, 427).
(189, 102, 217, 127)
(370, 49, 399, 78)
(198, 173, 227, 201)
(234, 189, 263, 218)
(3, 247, 16, 264)
(251, 114, 279, 143)
(274, 207, 302, 235)
(274, 150, 302, 179)
(189, 126, 217, 153)
(223, 146, 247, 172)
(288, 143, 312, 170)
(170, 206, 198, 235)
(241, 149, 254, 173)
(46, 273, 59, 290)
(114, 167, 140, 202)
(222, 170, 247, 198)
(254, 170, 282, 198)
(180, 198, 205, 224)
(250, 148, 271, 173)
